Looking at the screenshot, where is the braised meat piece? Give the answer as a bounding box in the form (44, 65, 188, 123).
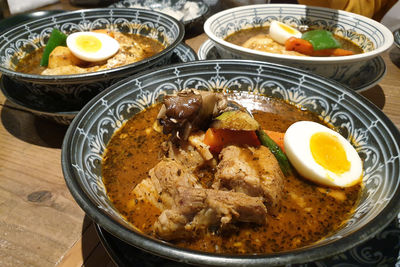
(132, 158, 268, 241)
(213, 145, 285, 212)
(149, 158, 202, 209)
(131, 158, 201, 210)
(154, 187, 267, 240)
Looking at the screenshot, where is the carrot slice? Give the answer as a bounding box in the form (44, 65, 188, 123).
(312, 48, 354, 57)
(285, 37, 314, 56)
(204, 128, 261, 153)
(263, 130, 285, 152)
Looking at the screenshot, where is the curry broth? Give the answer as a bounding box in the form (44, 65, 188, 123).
(225, 26, 364, 56)
(102, 99, 362, 254)
(16, 32, 165, 75)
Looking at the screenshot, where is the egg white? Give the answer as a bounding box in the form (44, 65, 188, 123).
(66, 32, 119, 62)
(284, 121, 363, 187)
(269, 20, 302, 45)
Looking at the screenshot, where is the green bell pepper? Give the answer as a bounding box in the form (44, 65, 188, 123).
(256, 129, 293, 177)
(40, 28, 68, 67)
(301, 29, 340, 51)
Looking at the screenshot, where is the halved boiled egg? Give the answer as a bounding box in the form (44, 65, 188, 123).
(269, 20, 302, 45)
(66, 32, 119, 62)
(284, 121, 363, 187)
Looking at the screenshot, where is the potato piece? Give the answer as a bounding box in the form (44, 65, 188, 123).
(41, 65, 87, 75)
(48, 46, 83, 69)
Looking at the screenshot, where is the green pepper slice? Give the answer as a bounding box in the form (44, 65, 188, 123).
(40, 28, 68, 67)
(301, 29, 340, 51)
(256, 129, 293, 177)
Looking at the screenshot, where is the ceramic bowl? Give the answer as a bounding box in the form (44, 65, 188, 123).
(0, 75, 78, 125)
(62, 60, 400, 266)
(0, 8, 184, 110)
(0, 10, 65, 34)
(0, 43, 196, 125)
(203, 4, 393, 79)
(394, 27, 400, 49)
(0, 76, 79, 125)
(198, 39, 387, 92)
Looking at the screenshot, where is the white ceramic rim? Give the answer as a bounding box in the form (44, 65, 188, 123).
(197, 39, 388, 92)
(204, 4, 394, 64)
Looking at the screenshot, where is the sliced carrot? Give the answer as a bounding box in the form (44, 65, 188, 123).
(91, 29, 114, 38)
(203, 128, 261, 153)
(263, 130, 285, 152)
(285, 37, 314, 56)
(312, 48, 354, 57)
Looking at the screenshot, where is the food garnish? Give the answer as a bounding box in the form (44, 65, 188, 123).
(66, 32, 120, 62)
(40, 28, 67, 66)
(210, 109, 292, 176)
(284, 36, 314, 56)
(301, 29, 341, 51)
(269, 20, 302, 45)
(265, 21, 355, 57)
(284, 121, 363, 187)
(256, 129, 293, 177)
(212, 110, 259, 131)
(203, 128, 260, 153)
(284, 29, 354, 56)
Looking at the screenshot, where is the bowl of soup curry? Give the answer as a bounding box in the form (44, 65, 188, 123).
(203, 4, 393, 85)
(0, 8, 184, 110)
(62, 59, 400, 266)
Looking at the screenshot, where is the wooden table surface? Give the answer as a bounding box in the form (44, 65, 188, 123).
(0, 1, 399, 266)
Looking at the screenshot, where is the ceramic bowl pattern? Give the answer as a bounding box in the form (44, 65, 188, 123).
(0, 75, 78, 125)
(110, 0, 209, 36)
(0, 10, 65, 34)
(394, 27, 400, 49)
(0, 43, 197, 125)
(0, 8, 184, 110)
(198, 39, 386, 92)
(204, 4, 393, 66)
(62, 60, 400, 266)
(95, 220, 400, 266)
(110, 0, 209, 24)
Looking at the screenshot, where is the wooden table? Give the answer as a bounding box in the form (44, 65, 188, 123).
(0, 1, 399, 266)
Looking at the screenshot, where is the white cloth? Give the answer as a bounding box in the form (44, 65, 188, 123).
(7, 0, 59, 15)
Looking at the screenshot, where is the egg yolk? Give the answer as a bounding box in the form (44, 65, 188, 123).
(75, 35, 102, 53)
(310, 132, 351, 174)
(279, 22, 297, 35)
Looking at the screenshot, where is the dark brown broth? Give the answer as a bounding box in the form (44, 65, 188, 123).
(102, 98, 362, 254)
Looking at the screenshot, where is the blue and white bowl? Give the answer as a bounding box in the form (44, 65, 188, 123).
(204, 4, 393, 79)
(198, 39, 387, 92)
(0, 43, 196, 125)
(62, 60, 400, 266)
(0, 8, 184, 110)
(394, 27, 400, 49)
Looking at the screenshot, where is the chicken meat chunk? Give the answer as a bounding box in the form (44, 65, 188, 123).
(131, 158, 268, 240)
(213, 145, 285, 212)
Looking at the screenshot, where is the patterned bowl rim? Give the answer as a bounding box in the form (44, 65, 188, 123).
(109, 0, 210, 25)
(61, 59, 400, 266)
(197, 38, 388, 92)
(203, 4, 394, 64)
(0, 8, 185, 82)
(393, 27, 400, 49)
(0, 75, 79, 115)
